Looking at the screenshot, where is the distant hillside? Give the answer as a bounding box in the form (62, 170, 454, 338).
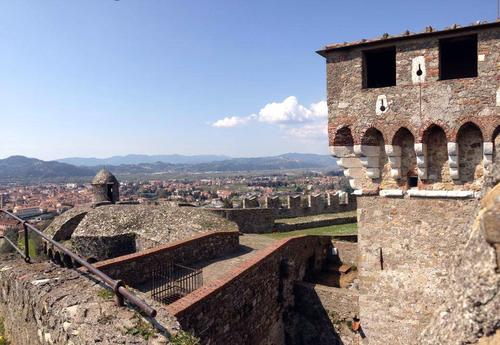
(0, 156, 95, 182)
(187, 153, 338, 172)
(0, 153, 339, 183)
(58, 154, 231, 166)
(103, 153, 338, 174)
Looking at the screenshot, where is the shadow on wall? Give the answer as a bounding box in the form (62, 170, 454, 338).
(291, 283, 345, 345)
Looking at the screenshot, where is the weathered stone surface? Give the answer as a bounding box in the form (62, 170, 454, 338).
(357, 196, 479, 345)
(420, 168, 500, 344)
(0, 255, 179, 345)
(45, 204, 238, 261)
(322, 23, 500, 191)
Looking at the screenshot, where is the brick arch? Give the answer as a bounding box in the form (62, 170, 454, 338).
(493, 125, 500, 142)
(417, 121, 451, 143)
(329, 123, 354, 146)
(359, 126, 386, 145)
(389, 126, 417, 145)
(452, 119, 486, 142)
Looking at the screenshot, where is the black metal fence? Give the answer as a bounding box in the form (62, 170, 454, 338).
(151, 262, 203, 305)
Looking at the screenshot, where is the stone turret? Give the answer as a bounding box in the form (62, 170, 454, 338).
(91, 170, 119, 204)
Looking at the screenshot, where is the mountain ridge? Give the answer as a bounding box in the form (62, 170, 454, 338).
(0, 153, 339, 183)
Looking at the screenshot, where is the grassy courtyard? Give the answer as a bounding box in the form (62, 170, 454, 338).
(264, 222, 357, 240)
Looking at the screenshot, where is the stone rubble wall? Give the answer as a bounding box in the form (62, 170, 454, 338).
(166, 236, 333, 345)
(94, 231, 239, 287)
(357, 195, 479, 345)
(0, 255, 178, 345)
(274, 216, 356, 232)
(333, 240, 358, 266)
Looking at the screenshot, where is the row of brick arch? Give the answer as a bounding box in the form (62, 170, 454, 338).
(330, 120, 500, 146)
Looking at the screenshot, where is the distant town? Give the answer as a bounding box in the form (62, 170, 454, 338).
(0, 172, 349, 226)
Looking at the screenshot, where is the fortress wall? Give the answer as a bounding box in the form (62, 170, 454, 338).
(357, 195, 478, 345)
(94, 231, 239, 287)
(166, 236, 333, 345)
(275, 193, 357, 219)
(210, 208, 276, 233)
(274, 215, 356, 232)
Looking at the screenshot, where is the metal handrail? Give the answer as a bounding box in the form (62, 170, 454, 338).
(0, 209, 157, 317)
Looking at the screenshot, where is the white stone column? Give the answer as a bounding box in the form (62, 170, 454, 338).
(330, 145, 364, 190)
(447, 142, 459, 180)
(415, 143, 427, 180)
(385, 145, 401, 179)
(483, 142, 493, 169)
(354, 145, 380, 179)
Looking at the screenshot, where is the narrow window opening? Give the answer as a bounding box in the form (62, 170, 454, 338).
(107, 185, 114, 203)
(408, 176, 418, 188)
(363, 47, 396, 88)
(440, 35, 477, 80)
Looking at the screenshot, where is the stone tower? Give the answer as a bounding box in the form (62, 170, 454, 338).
(91, 169, 120, 204)
(317, 21, 499, 345)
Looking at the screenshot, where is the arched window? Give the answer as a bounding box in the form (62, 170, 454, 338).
(392, 128, 417, 187)
(333, 127, 354, 146)
(457, 123, 483, 182)
(423, 125, 448, 182)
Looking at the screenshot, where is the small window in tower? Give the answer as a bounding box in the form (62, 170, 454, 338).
(363, 47, 396, 88)
(440, 35, 477, 80)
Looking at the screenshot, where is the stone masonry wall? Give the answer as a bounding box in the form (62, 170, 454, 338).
(0, 255, 178, 345)
(357, 195, 479, 345)
(210, 208, 275, 233)
(325, 25, 500, 191)
(166, 236, 333, 345)
(95, 231, 239, 287)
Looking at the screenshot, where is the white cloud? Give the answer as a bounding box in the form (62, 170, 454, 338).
(285, 122, 328, 140)
(210, 97, 328, 140)
(258, 96, 327, 124)
(211, 115, 254, 128)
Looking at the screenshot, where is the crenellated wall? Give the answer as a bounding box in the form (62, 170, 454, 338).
(214, 192, 357, 233)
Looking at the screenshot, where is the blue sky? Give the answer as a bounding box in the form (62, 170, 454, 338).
(0, 0, 495, 160)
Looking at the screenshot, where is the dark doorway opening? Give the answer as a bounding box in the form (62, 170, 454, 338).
(440, 35, 477, 80)
(107, 185, 114, 203)
(363, 47, 396, 88)
(408, 176, 418, 188)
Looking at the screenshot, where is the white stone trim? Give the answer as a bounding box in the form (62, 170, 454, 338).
(447, 142, 459, 180)
(379, 189, 404, 197)
(375, 95, 388, 115)
(411, 56, 427, 84)
(414, 143, 427, 180)
(330, 145, 354, 158)
(484, 142, 493, 168)
(354, 145, 380, 157)
(407, 190, 475, 198)
(360, 156, 380, 168)
(385, 145, 401, 179)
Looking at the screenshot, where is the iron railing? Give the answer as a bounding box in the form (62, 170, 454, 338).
(151, 262, 202, 305)
(0, 209, 157, 317)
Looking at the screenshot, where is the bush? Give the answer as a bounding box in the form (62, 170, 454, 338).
(170, 331, 200, 345)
